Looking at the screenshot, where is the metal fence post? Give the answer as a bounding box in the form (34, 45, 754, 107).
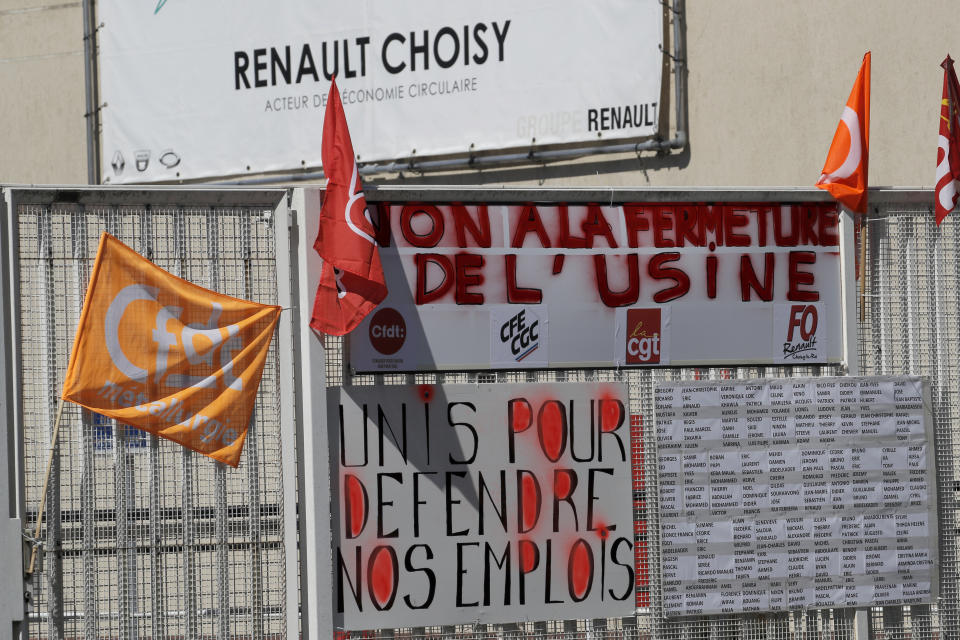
(37, 207, 64, 640)
(205, 208, 231, 640)
(290, 188, 335, 640)
(0, 191, 27, 640)
(70, 210, 99, 640)
(140, 204, 169, 640)
(102, 207, 139, 640)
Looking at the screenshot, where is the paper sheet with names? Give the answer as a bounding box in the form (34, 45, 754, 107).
(655, 376, 938, 616)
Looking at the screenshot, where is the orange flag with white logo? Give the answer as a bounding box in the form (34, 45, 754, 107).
(817, 52, 871, 213)
(61, 233, 281, 467)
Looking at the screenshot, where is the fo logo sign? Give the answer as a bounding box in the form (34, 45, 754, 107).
(787, 305, 818, 342)
(776, 303, 824, 363)
(625, 308, 663, 365)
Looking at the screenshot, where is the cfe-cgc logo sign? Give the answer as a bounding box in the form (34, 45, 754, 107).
(774, 303, 825, 363)
(500, 309, 540, 361)
(625, 308, 667, 365)
(490, 306, 547, 368)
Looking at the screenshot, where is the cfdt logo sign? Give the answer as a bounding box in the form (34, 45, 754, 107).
(775, 303, 824, 363)
(369, 308, 406, 355)
(625, 308, 662, 365)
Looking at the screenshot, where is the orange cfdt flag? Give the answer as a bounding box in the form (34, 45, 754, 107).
(311, 76, 388, 336)
(817, 52, 871, 214)
(936, 54, 960, 225)
(61, 233, 281, 467)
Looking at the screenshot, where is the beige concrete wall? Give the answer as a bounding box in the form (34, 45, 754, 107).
(1, 1, 958, 188)
(0, 0, 87, 185)
(658, 1, 959, 190)
(480, 1, 960, 189)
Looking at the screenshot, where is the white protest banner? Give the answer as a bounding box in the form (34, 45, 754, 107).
(345, 198, 844, 372)
(655, 377, 938, 616)
(329, 382, 636, 629)
(97, 0, 662, 183)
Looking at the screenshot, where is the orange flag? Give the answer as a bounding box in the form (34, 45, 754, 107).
(817, 52, 871, 213)
(61, 233, 281, 467)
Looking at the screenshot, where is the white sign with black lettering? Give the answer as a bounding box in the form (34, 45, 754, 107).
(490, 305, 548, 368)
(654, 376, 937, 616)
(98, 0, 661, 182)
(330, 382, 636, 629)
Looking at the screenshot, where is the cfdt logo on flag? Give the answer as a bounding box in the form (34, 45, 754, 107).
(490, 306, 547, 368)
(774, 303, 825, 363)
(104, 286, 244, 393)
(625, 308, 665, 365)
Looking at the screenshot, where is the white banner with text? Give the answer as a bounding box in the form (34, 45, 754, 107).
(328, 382, 635, 628)
(98, 0, 662, 183)
(655, 377, 938, 616)
(343, 197, 845, 372)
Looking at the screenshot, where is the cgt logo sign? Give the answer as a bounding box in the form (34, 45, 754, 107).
(625, 308, 663, 365)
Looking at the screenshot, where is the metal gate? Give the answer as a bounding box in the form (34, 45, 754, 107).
(6, 188, 295, 640)
(6, 187, 960, 640)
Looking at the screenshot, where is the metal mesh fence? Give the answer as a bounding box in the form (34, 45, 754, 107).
(15, 198, 288, 640)
(11, 191, 960, 640)
(323, 200, 957, 639)
(329, 359, 866, 639)
(856, 204, 959, 640)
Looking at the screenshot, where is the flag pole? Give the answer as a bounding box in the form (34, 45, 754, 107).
(859, 211, 868, 321)
(26, 396, 65, 576)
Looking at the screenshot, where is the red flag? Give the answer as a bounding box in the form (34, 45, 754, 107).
(817, 52, 871, 213)
(936, 54, 960, 225)
(310, 77, 387, 336)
